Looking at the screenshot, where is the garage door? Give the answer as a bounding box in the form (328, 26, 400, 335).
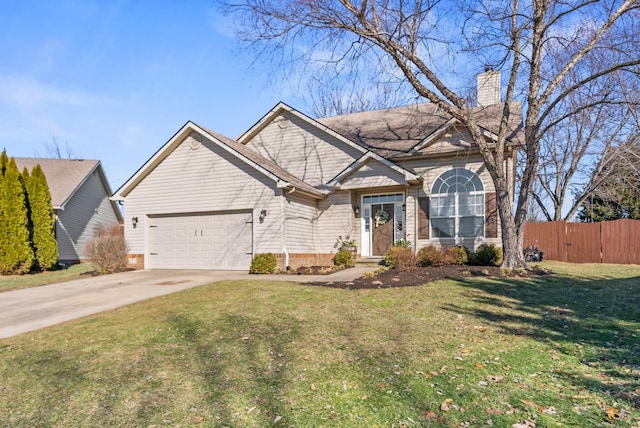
(147, 211, 253, 270)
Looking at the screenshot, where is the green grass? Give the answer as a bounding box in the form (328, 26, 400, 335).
(1, 261, 639, 427)
(0, 263, 96, 293)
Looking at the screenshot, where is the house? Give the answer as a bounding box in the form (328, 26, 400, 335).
(14, 158, 123, 265)
(112, 71, 522, 271)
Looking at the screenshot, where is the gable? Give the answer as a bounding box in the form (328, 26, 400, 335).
(127, 133, 280, 211)
(337, 158, 408, 190)
(241, 107, 365, 186)
(113, 122, 326, 201)
(413, 125, 475, 156)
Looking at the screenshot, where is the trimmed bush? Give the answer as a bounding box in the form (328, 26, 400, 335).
(471, 243, 503, 266)
(384, 246, 416, 271)
(333, 249, 355, 268)
(250, 253, 278, 274)
(446, 245, 469, 265)
(84, 223, 129, 274)
(417, 245, 448, 267)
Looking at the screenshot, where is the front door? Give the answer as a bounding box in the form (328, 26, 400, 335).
(371, 203, 395, 256)
(361, 193, 405, 257)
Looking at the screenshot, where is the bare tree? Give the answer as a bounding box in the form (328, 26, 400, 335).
(220, 0, 640, 268)
(305, 76, 411, 117)
(532, 47, 640, 221)
(41, 135, 78, 159)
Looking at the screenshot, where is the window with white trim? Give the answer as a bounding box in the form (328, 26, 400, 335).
(430, 168, 484, 238)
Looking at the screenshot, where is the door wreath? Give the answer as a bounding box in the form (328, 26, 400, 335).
(374, 209, 389, 227)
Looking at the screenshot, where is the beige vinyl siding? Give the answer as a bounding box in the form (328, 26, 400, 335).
(317, 191, 353, 254)
(245, 113, 363, 186)
(417, 125, 475, 155)
(340, 159, 406, 189)
(124, 134, 283, 257)
(398, 155, 500, 250)
(284, 192, 317, 253)
(56, 170, 121, 262)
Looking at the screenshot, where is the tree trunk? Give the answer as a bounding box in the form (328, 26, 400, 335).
(496, 193, 527, 269)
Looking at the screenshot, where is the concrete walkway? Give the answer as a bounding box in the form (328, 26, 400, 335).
(0, 265, 377, 339)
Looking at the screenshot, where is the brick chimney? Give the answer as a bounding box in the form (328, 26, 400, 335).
(477, 68, 501, 106)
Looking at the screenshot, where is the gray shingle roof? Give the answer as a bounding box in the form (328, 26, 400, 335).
(317, 102, 523, 158)
(14, 158, 101, 209)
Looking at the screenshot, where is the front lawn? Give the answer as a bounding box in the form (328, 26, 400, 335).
(0, 262, 638, 426)
(0, 263, 96, 293)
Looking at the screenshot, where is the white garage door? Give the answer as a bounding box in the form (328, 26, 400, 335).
(147, 211, 253, 270)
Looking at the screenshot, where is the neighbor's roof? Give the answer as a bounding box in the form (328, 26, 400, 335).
(14, 158, 122, 222)
(14, 158, 108, 209)
(317, 102, 523, 158)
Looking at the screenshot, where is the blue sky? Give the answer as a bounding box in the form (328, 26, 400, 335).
(0, 1, 302, 189)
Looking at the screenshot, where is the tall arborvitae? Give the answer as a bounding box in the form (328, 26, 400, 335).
(0, 156, 34, 274)
(26, 165, 58, 269)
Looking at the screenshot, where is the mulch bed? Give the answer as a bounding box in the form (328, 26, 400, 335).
(303, 264, 549, 290)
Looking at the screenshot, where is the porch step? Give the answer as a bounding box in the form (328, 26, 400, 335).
(356, 257, 384, 266)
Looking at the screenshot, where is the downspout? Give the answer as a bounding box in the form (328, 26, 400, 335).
(281, 190, 290, 271)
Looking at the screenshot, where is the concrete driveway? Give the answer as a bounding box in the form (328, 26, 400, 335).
(0, 270, 250, 339)
(0, 266, 377, 339)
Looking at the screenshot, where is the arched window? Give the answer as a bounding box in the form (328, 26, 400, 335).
(430, 168, 485, 238)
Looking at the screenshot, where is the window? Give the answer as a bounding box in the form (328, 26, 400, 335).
(430, 168, 484, 238)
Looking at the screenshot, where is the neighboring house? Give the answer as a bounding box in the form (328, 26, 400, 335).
(113, 71, 523, 271)
(14, 158, 123, 265)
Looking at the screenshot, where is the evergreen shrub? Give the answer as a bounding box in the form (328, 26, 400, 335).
(333, 249, 355, 268)
(26, 165, 58, 270)
(471, 244, 503, 266)
(0, 156, 34, 274)
(250, 253, 278, 274)
(446, 245, 469, 265)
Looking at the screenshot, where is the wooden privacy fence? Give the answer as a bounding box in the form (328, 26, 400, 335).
(524, 219, 640, 264)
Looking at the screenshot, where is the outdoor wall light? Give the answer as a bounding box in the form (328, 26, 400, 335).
(402, 204, 406, 212)
(132, 216, 139, 228)
(260, 209, 268, 217)
(354, 205, 360, 214)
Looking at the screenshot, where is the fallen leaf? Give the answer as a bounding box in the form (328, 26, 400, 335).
(540, 406, 557, 415)
(423, 411, 437, 420)
(605, 407, 617, 419)
(441, 398, 454, 411)
(191, 416, 204, 423)
(310, 384, 316, 391)
(487, 408, 503, 415)
(519, 400, 537, 407)
(475, 363, 485, 368)
(273, 415, 282, 423)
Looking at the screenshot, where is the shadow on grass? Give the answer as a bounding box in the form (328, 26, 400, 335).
(166, 312, 301, 425)
(447, 270, 640, 408)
